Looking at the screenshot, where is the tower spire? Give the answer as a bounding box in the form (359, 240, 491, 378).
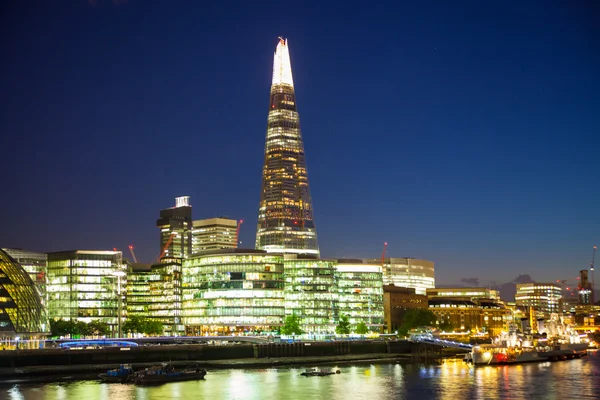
(272, 37, 294, 86)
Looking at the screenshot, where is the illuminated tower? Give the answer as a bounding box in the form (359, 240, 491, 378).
(256, 38, 319, 257)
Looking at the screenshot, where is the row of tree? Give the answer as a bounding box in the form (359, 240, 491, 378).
(50, 319, 111, 337)
(279, 309, 453, 336)
(50, 316, 164, 337)
(280, 314, 370, 336)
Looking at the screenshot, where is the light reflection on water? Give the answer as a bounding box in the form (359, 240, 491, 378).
(4, 352, 599, 400)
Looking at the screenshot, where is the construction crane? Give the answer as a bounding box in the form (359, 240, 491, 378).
(235, 219, 244, 247)
(591, 245, 597, 303)
(381, 242, 388, 267)
(157, 233, 176, 262)
(128, 245, 138, 263)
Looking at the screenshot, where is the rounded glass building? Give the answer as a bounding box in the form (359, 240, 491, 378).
(0, 249, 50, 344)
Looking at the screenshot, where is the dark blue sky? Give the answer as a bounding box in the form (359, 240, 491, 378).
(2, 1, 599, 286)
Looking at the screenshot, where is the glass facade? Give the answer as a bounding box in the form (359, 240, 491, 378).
(283, 256, 337, 332)
(157, 196, 192, 259)
(126, 260, 183, 335)
(515, 283, 562, 316)
(192, 218, 238, 253)
(182, 251, 285, 335)
(335, 263, 384, 330)
(366, 258, 435, 295)
(256, 38, 319, 256)
(46, 250, 125, 333)
(0, 249, 50, 336)
(2, 248, 47, 304)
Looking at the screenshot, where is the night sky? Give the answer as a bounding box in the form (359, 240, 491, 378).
(2, 1, 599, 287)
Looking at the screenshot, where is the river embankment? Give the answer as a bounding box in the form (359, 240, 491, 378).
(0, 340, 466, 383)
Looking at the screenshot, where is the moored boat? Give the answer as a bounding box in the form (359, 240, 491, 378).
(300, 368, 341, 377)
(132, 363, 207, 385)
(98, 364, 134, 383)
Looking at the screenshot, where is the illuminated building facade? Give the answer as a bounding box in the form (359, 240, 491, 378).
(578, 269, 592, 305)
(2, 248, 47, 303)
(426, 287, 500, 301)
(0, 249, 50, 341)
(383, 285, 428, 333)
(126, 259, 183, 335)
(157, 196, 192, 259)
(192, 218, 238, 253)
(182, 250, 285, 335)
(366, 258, 435, 295)
(256, 38, 319, 257)
(335, 261, 384, 330)
(515, 283, 562, 317)
(46, 250, 125, 334)
(283, 255, 338, 332)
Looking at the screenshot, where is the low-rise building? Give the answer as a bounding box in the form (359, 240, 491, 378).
(382, 285, 428, 333)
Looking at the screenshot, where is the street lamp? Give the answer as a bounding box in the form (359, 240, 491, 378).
(112, 270, 126, 338)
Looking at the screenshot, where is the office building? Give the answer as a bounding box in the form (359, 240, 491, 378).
(515, 283, 562, 317)
(383, 285, 428, 333)
(366, 258, 435, 295)
(2, 248, 47, 303)
(157, 196, 192, 259)
(182, 249, 285, 335)
(192, 218, 238, 253)
(426, 287, 500, 301)
(283, 255, 338, 332)
(256, 38, 319, 257)
(335, 260, 384, 331)
(126, 260, 183, 336)
(0, 249, 50, 344)
(46, 250, 125, 334)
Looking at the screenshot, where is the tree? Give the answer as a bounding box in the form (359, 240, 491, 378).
(143, 320, 164, 336)
(122, 316, 164, 336)
(281, 314, 304, 335)
(398, 308, 437, 336)
(88, 320, 111, 337)
(336, 314, 351, 335)
(355, 321, 369, 335)
(123, 316, 145, 335)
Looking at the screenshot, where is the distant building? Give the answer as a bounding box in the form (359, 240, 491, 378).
(382, 285, 428, 333)
(2, 248, 47, 303)
(427, 287, 510, 335)
(426, 287, 500, 301)
(192, 217, 238, 253)
(515, 283, 562, 317)
(578, 270, 592, 305)
(157, 196, 193, 259)
(46, 250, 125, 335)
(126, 259, 183, 336)
(0, 249, 50, 345)
(335, 260, 384, 331)
(365, 258, 435, 295)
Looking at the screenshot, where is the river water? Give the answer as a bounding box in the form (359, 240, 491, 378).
(3, 352, 600, 400)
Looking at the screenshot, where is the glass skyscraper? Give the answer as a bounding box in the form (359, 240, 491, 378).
(256, 38, 319, 257)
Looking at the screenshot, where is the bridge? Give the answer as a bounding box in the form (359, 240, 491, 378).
(409, 336, 473, 350)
